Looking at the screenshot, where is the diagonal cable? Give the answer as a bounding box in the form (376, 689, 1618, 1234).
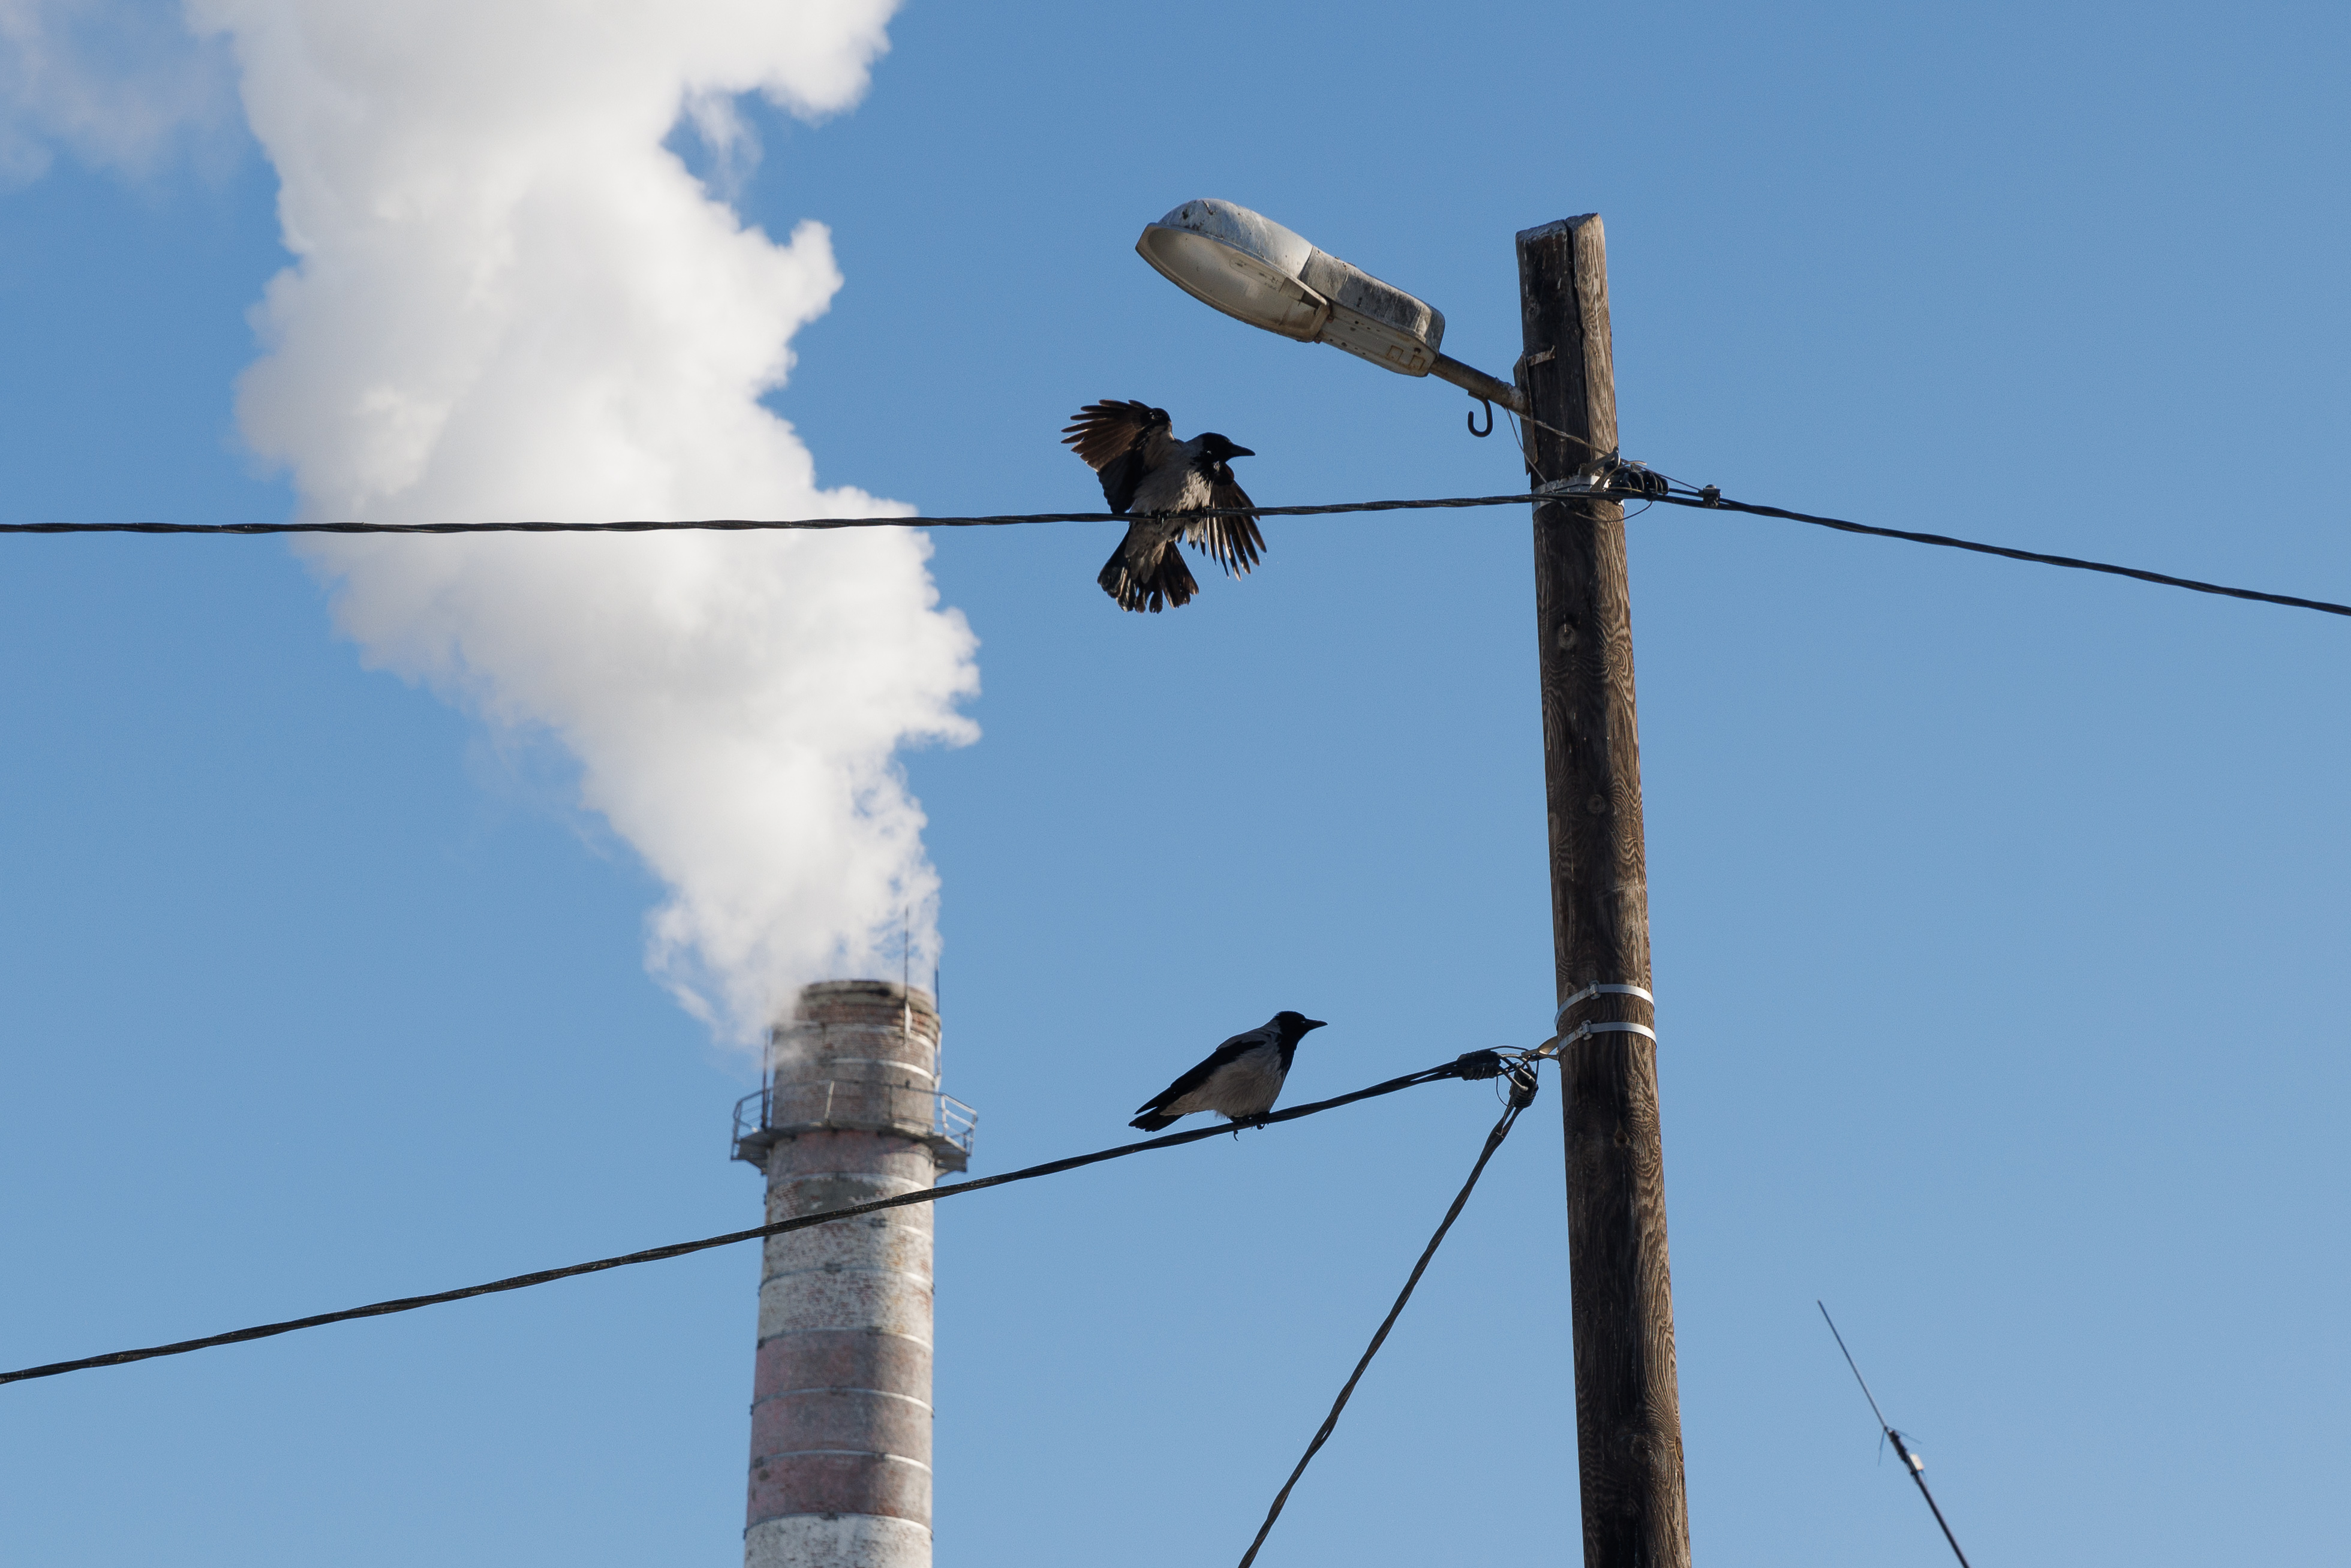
(1235, 1065, 1538, 1567)
(1818, 1302, 1975, 1568)
(1, 1052, 1508, 1389)
(1653, 489, 2351, 618)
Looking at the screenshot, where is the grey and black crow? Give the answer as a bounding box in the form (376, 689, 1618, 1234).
(1129, 1012, 1328, 1131)
(1061, 399, 1263, 613)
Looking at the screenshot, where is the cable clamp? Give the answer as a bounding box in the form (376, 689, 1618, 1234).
(1559, 1021, 1658, 1046)
(1555, 983, 1655, 1032)
(1535, 455, 1671, 502)
(1450, 1049, 1509, 1081)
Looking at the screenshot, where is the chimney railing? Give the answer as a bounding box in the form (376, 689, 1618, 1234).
(731, 1082, 977, 1173)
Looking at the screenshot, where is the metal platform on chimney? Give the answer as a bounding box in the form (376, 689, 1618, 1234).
(731, 1082, 978, 1174)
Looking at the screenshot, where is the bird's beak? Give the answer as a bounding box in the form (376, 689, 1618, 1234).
(1225, 445, 1255, 458)
(1303, 1018, 1327, 1032)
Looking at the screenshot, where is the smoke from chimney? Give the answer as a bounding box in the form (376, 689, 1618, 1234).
(196, 0, 977, 1043)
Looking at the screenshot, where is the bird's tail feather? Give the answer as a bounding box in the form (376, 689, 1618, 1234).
(1099, 541, 1199, 613)
(1129, 1110, 1178, 1131)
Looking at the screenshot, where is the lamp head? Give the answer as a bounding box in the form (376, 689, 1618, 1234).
(1136, 199, 1446, 377)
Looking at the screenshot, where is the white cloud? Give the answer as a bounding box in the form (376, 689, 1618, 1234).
(0, 0, 235, 185)
(681, 88, 761, 201)
(195, 0, 977, 1044)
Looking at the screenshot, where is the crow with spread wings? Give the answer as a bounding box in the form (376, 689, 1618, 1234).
(1060, 400, 1263, 613)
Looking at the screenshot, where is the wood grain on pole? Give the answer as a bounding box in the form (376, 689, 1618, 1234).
(1517, 214, 1691, 1568)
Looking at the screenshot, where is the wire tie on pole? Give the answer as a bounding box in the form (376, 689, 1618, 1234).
(1554, 983, 1655, 1032)
(1558, 1021, 1659, 1046)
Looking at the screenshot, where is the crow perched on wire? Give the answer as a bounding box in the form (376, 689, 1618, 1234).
(1129, 1012, 1328, 1131)
(1062, 399, 1262, 612)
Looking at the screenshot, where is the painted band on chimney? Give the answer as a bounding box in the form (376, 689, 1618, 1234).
(738, 980, 964, 1568)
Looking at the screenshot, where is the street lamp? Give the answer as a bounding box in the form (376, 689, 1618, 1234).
(1136, 199, 1693, 1568)
(1135, 198, 1526, 417)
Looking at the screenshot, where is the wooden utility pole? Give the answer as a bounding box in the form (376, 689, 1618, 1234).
(1517, 215, 1691, 1568)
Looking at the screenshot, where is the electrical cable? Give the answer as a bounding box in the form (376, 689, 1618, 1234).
(1653, 488, 2351, 619)
(9, 484, 2341, 621)
(8, 487, 2342, 618)
(0, 498, 1551, 535)
(1234, 1059, 1540, 1568)
(0, 1051, 1517, 1389)
(1818, 1302, 1974, 1568)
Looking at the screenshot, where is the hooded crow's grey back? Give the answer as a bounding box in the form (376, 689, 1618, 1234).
(1062, 399, 1264, 613)
(1130, 1011, 1328, 1130)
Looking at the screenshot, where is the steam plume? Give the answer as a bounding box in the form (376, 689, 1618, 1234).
(196, 0, 977, 1043)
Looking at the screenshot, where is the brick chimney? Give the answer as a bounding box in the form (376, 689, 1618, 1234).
(730, 980, 973, 1568)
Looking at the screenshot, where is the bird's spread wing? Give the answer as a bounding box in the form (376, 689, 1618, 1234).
(1062, 400, 1171, 514)
(1061, 399, 1167, 470)
(1133, 1028, 1266, 1115)
(1182, 473, 1264, 577)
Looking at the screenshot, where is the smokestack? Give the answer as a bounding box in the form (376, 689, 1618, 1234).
(732, 980, 975, 1568)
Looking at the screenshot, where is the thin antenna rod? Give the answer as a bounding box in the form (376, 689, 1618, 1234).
(1818, 1302, 1975, 1568)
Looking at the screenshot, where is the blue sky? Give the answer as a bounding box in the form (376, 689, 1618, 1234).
(4, 2, 2347, 1565)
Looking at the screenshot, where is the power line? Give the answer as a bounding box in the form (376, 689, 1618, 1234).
(1818, 1302, 1974, 1568)
(0, 496, 1549, 535)
(0, 1050, 1517, 1389)
(7, 485, 2343, 618)
(1656, 489, 2351, 619)
(1237, 1061, 1540, 1568)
